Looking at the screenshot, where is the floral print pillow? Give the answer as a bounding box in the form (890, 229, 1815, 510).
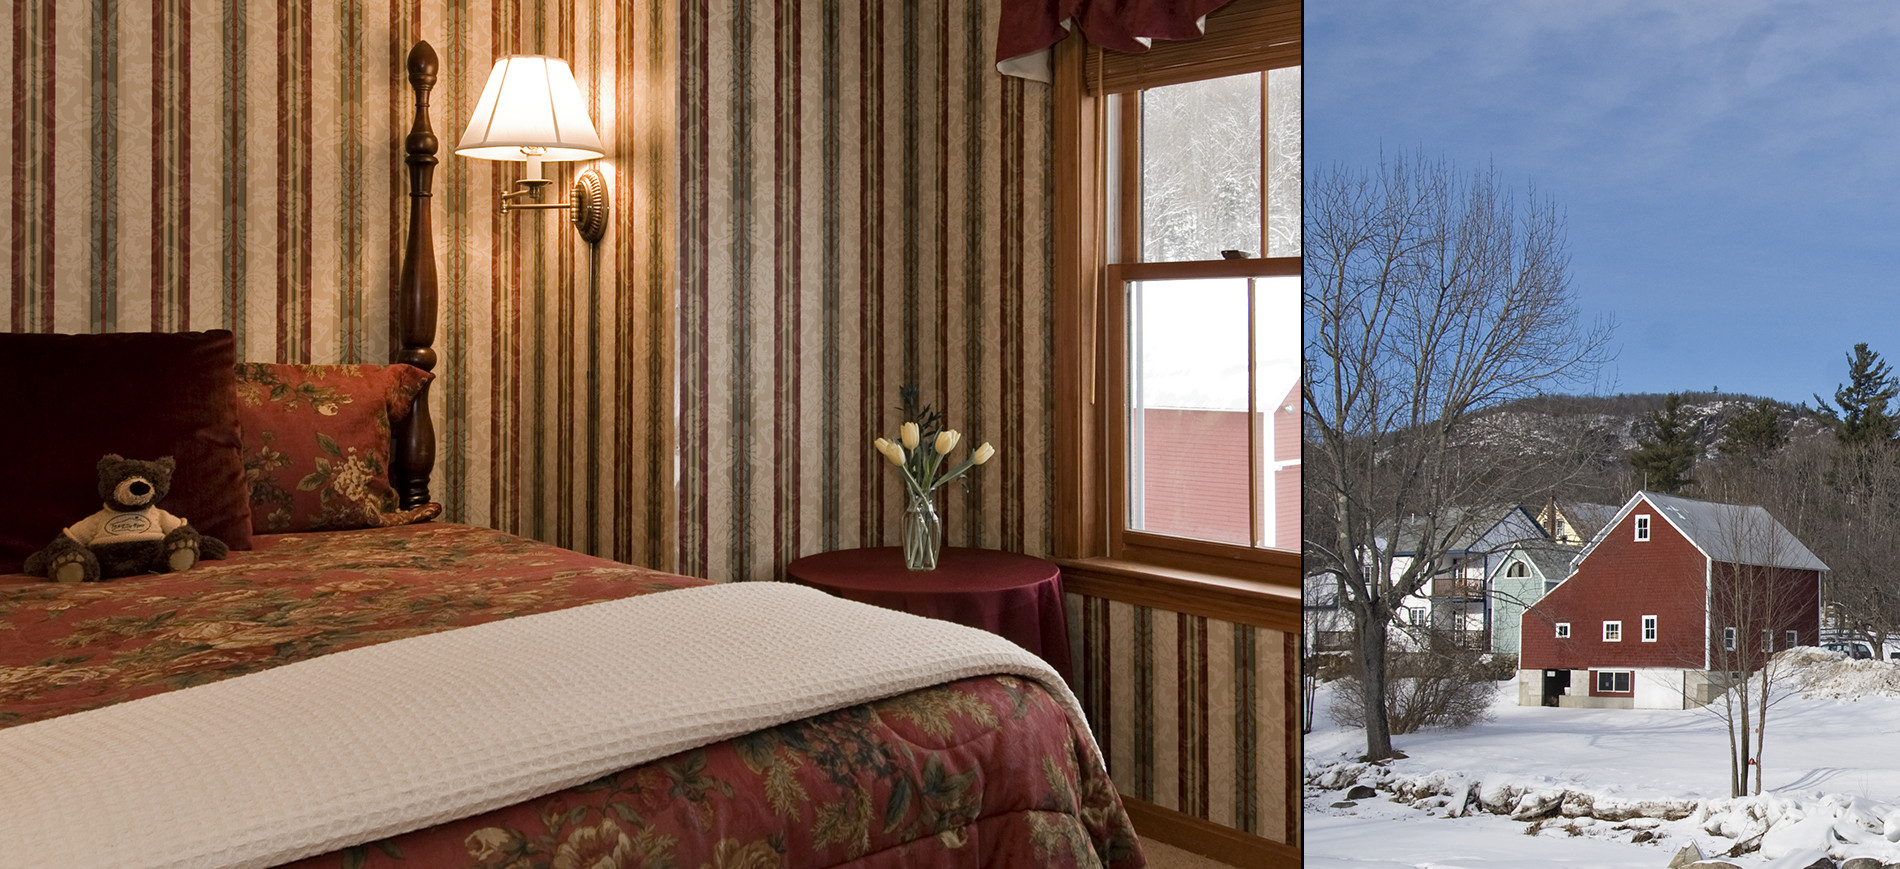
(235, 363, 435, 533)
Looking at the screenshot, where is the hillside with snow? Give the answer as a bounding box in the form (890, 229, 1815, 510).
(1305, 650, 1900, 868)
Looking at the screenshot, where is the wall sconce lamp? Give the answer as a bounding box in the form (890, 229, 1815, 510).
(454, 55, 610, 244)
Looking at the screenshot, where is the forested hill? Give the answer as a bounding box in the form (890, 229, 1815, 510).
(1461, 392, 1826, 503)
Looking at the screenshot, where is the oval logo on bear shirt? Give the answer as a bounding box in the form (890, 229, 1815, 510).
(104, 513, 154, 535)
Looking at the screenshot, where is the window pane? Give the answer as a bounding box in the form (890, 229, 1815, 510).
(1140, 72, 1261, 262)
(1267, 66, 1301, 257)
(1128, 278, 1252, 545)
(1255, 276, 1299, 549)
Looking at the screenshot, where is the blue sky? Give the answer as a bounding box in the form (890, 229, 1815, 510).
(1307, 1, 1900, 406)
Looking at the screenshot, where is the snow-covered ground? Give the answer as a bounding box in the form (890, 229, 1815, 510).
(1304, 650, 1900, 868)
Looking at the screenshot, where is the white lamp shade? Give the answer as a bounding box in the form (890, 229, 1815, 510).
(455, 55, 605, 162)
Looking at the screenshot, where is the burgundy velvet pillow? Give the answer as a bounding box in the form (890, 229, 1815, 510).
(235, 363, 435, 533)
(0, 330, 253, 573)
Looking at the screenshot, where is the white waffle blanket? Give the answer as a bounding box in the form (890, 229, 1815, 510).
(0, 581, 1088, 869)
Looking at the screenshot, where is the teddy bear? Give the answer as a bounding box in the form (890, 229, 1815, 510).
(23, 454, 230, 582)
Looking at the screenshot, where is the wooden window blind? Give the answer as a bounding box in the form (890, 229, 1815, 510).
(1086, 0, 1301, 95)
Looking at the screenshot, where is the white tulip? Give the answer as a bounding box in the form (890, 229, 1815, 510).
(901, 422, 921, 450)
(935, 429, 960, 455)
(972, 442, 995, 465)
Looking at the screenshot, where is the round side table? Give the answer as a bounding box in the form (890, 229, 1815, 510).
(786, 546, 1073, 683)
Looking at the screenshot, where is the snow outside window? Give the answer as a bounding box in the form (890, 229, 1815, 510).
(1595, 670, 1632, 693)
(1635, 514, 1651, 541)
(1555, 622, 1570, 639)
(1603, 620, 1621, 642)
(1642, 615, 1657, 642)
(1724, 627, 1737, 651)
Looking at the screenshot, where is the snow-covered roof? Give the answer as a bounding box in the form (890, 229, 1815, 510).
(1580, 491, 1828, 572)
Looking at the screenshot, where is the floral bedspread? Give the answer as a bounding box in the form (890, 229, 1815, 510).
(0, 523, 1142, 868)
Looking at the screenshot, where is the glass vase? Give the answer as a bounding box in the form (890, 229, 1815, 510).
(902, 488, 943, 571)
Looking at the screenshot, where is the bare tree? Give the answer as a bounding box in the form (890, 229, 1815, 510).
(1303, 151, 1613, 761)
(1694, 505, 1823, 798)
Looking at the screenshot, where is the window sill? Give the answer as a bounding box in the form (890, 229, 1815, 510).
(1055, 556, 1300, 633)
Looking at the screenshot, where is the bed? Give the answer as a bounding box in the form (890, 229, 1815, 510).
(0, 42, 1141, 869)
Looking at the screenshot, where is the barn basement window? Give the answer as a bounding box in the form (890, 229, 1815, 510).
(1595, 670, 1632, 693)
(1603, 620, 1622, 642)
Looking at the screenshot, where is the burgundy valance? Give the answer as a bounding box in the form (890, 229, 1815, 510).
(997, 0, 1235, 81)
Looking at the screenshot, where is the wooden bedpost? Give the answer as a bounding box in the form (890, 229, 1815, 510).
(393, 40, 440, 509)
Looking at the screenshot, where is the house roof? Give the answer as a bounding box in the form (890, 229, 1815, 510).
(1512, 541, 1584, 578)
(1554, 501, 1619, 540)
(1579, 491, 1829, 572)
(1376, 504, 1545, 555)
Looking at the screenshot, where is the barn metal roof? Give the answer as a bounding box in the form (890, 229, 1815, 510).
(1580, 491, 1829, 572)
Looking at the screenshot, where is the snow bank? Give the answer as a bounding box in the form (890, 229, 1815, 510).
(1307, 652, 1900, 867)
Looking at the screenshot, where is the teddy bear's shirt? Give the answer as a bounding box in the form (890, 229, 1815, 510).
(63, 506, 187, 547)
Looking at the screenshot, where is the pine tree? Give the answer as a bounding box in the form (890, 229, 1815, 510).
(1814, 343, 1900, 446)
(1629, 393, 1697, 493)
(1718, 399, 1787, 463)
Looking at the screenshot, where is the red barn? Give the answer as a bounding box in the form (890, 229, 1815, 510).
(1518, 491, 1825, 710)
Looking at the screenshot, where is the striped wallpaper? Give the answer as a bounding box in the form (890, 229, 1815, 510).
(0, 1, 677, 569)
(1069, 593, 1300, 846)
(677, 0, 1054, 583)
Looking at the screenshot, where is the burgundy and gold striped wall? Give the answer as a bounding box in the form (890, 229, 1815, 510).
(0, 2, 677, 569)
(1069, 594, 1301, 848)
(676, 0, 1054, 583)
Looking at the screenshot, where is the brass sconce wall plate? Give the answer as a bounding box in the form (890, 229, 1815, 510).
(570, 166, 609, 244)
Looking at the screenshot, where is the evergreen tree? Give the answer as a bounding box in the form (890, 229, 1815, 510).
(1718, 399, 1787, 463)
(1814, 343, 1900, 446)
(1629, 393, 1697, 493)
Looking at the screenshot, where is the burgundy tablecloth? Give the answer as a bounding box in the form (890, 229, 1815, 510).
(786, 547, 1073, 683)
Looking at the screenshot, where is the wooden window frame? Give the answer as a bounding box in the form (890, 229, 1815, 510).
(1642, 614, 1658, 642)
(1595, 670, 1632, 694)
(1054, 39, 1298, 594)
(1603, 620, 1622, 642)
(1635, 514, 1651, 541)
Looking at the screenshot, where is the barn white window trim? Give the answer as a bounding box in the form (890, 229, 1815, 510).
(1634, 514, 1651, 541)
(1555, 622, 1571, 639)
(1641, 615, 1657, 642)
(1603, 620, 1622, 642)
(1595, 670, 1632, 693)
(1786, 630, 1799, 648)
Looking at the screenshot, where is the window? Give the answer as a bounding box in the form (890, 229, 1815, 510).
(1595, 670, 1632, 693)
(1110, 70, 1301, 560)
(1545, 578, 1562, 594)
(1724, 627, 1737, 651)
(1762, 630, 1774, 652)
(1603, 620, 1622, 642)
(1555, 622, 1571, 639)
(1634, 514, 1651, 541)
(1641, 615, 1657, 642)
(1787, 630, 1799, 648)
(1047, 0, 1301, 587)
(1407, 606, 1427, 626)
(1507, 562, 1528, 578)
